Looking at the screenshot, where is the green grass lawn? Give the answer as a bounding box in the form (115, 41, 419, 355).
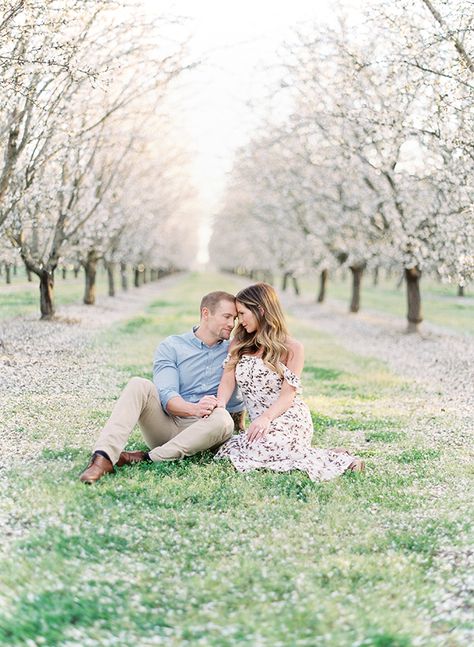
(0, 273, 471, 646)
(296, 273, 474, 336)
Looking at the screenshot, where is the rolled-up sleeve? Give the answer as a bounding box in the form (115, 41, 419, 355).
(153, 340, 180, 411)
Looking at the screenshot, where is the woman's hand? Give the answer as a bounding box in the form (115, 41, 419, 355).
(246, 415, 271, 443)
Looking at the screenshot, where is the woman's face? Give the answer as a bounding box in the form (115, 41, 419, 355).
(236, 301, 259, 334)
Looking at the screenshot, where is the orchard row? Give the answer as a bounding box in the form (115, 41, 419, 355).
(210, 0, 473, 331)
(0, 1, 196, 318)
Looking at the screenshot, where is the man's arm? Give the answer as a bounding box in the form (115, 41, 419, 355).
(166, 394, 217, 418)
(153, 339, 217, 418)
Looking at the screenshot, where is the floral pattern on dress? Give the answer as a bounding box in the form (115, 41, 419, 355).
(215, 355, 356, 481)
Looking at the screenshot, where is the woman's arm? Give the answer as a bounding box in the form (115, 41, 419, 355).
(216, 342, 238, 408)
(247, 339, 304, 442)
(216, 366, 236, 409)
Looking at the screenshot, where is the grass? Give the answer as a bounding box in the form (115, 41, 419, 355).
(1, 267, 472, 336)
(0, 272, 472, 646)
(296, 272, 474, 336)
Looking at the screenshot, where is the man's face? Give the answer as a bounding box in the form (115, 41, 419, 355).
(203, 299, 237, 341)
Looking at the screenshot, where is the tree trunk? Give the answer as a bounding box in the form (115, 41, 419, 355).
(13, 263, 17, 276)
(134, 267, 140, 288)
(39, 269, 55, 319)
(73, 264, 80, 278)
(83, 250, 99, 305)
(349, 264, 365, 313)
(457, 285, 465, 297)
(26, 266, 32, 282)
(106, 262, 116, 297)
(292, 275, 300, 296)
(373, 266, 379, 286)
(143, 267, 148, 284)
(405, 267, 422, 333)
(62, 267, 67, 280)
(317, 269, 328, 303)
(120, 262, 128, 291)
(282, 272, 290, 291)
(5, 263, 11, 284)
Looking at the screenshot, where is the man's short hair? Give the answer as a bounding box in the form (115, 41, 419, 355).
(200, 291, 235, 316)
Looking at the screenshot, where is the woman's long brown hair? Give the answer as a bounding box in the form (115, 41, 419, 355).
(228, 283, 289, 375)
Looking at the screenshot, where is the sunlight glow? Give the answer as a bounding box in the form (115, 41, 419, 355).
(140, 0, 361, 263)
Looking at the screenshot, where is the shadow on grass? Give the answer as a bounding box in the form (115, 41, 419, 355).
(0, 586, 172, 647)
(20, 526, 130, 559)
(359, 632, 412, 647)
(0, 590, 110, 646)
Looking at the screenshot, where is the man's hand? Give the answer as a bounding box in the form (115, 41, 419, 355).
(246, 415, 271, 443)
(195, 395, 218, 418)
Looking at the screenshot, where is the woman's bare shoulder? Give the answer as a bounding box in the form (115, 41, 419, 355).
(285, 337, 304, 359)
(286, 336, 304, 351)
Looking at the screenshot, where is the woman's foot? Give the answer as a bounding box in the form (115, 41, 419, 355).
(347, 458, 365, 473)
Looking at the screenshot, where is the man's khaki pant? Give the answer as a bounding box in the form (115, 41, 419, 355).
(93, 377, 234, 464)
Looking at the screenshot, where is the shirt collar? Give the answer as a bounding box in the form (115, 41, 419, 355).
(191, 325, 224, 349)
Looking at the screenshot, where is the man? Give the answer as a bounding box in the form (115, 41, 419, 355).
(79, 290, 244, 484)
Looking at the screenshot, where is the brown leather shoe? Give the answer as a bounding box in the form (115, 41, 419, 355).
(116, 450, 149, 468)
(79, 454, 114, 484)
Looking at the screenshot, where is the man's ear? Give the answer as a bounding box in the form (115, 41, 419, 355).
(201, 306, 209, 320)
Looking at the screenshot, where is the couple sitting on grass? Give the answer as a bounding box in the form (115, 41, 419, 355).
(80, 283, 364, 484)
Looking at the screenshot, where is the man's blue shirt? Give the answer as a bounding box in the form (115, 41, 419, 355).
(153, 329, 243, 413)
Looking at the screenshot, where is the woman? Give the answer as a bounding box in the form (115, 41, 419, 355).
(214, 283, 364, 481)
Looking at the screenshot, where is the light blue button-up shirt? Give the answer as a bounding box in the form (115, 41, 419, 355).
(153, 329, 243, 413)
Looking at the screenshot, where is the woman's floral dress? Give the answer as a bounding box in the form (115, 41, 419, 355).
(215, 355, 356, 481)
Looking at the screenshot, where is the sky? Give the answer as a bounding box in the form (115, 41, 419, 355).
(141, 0, 362, 262)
